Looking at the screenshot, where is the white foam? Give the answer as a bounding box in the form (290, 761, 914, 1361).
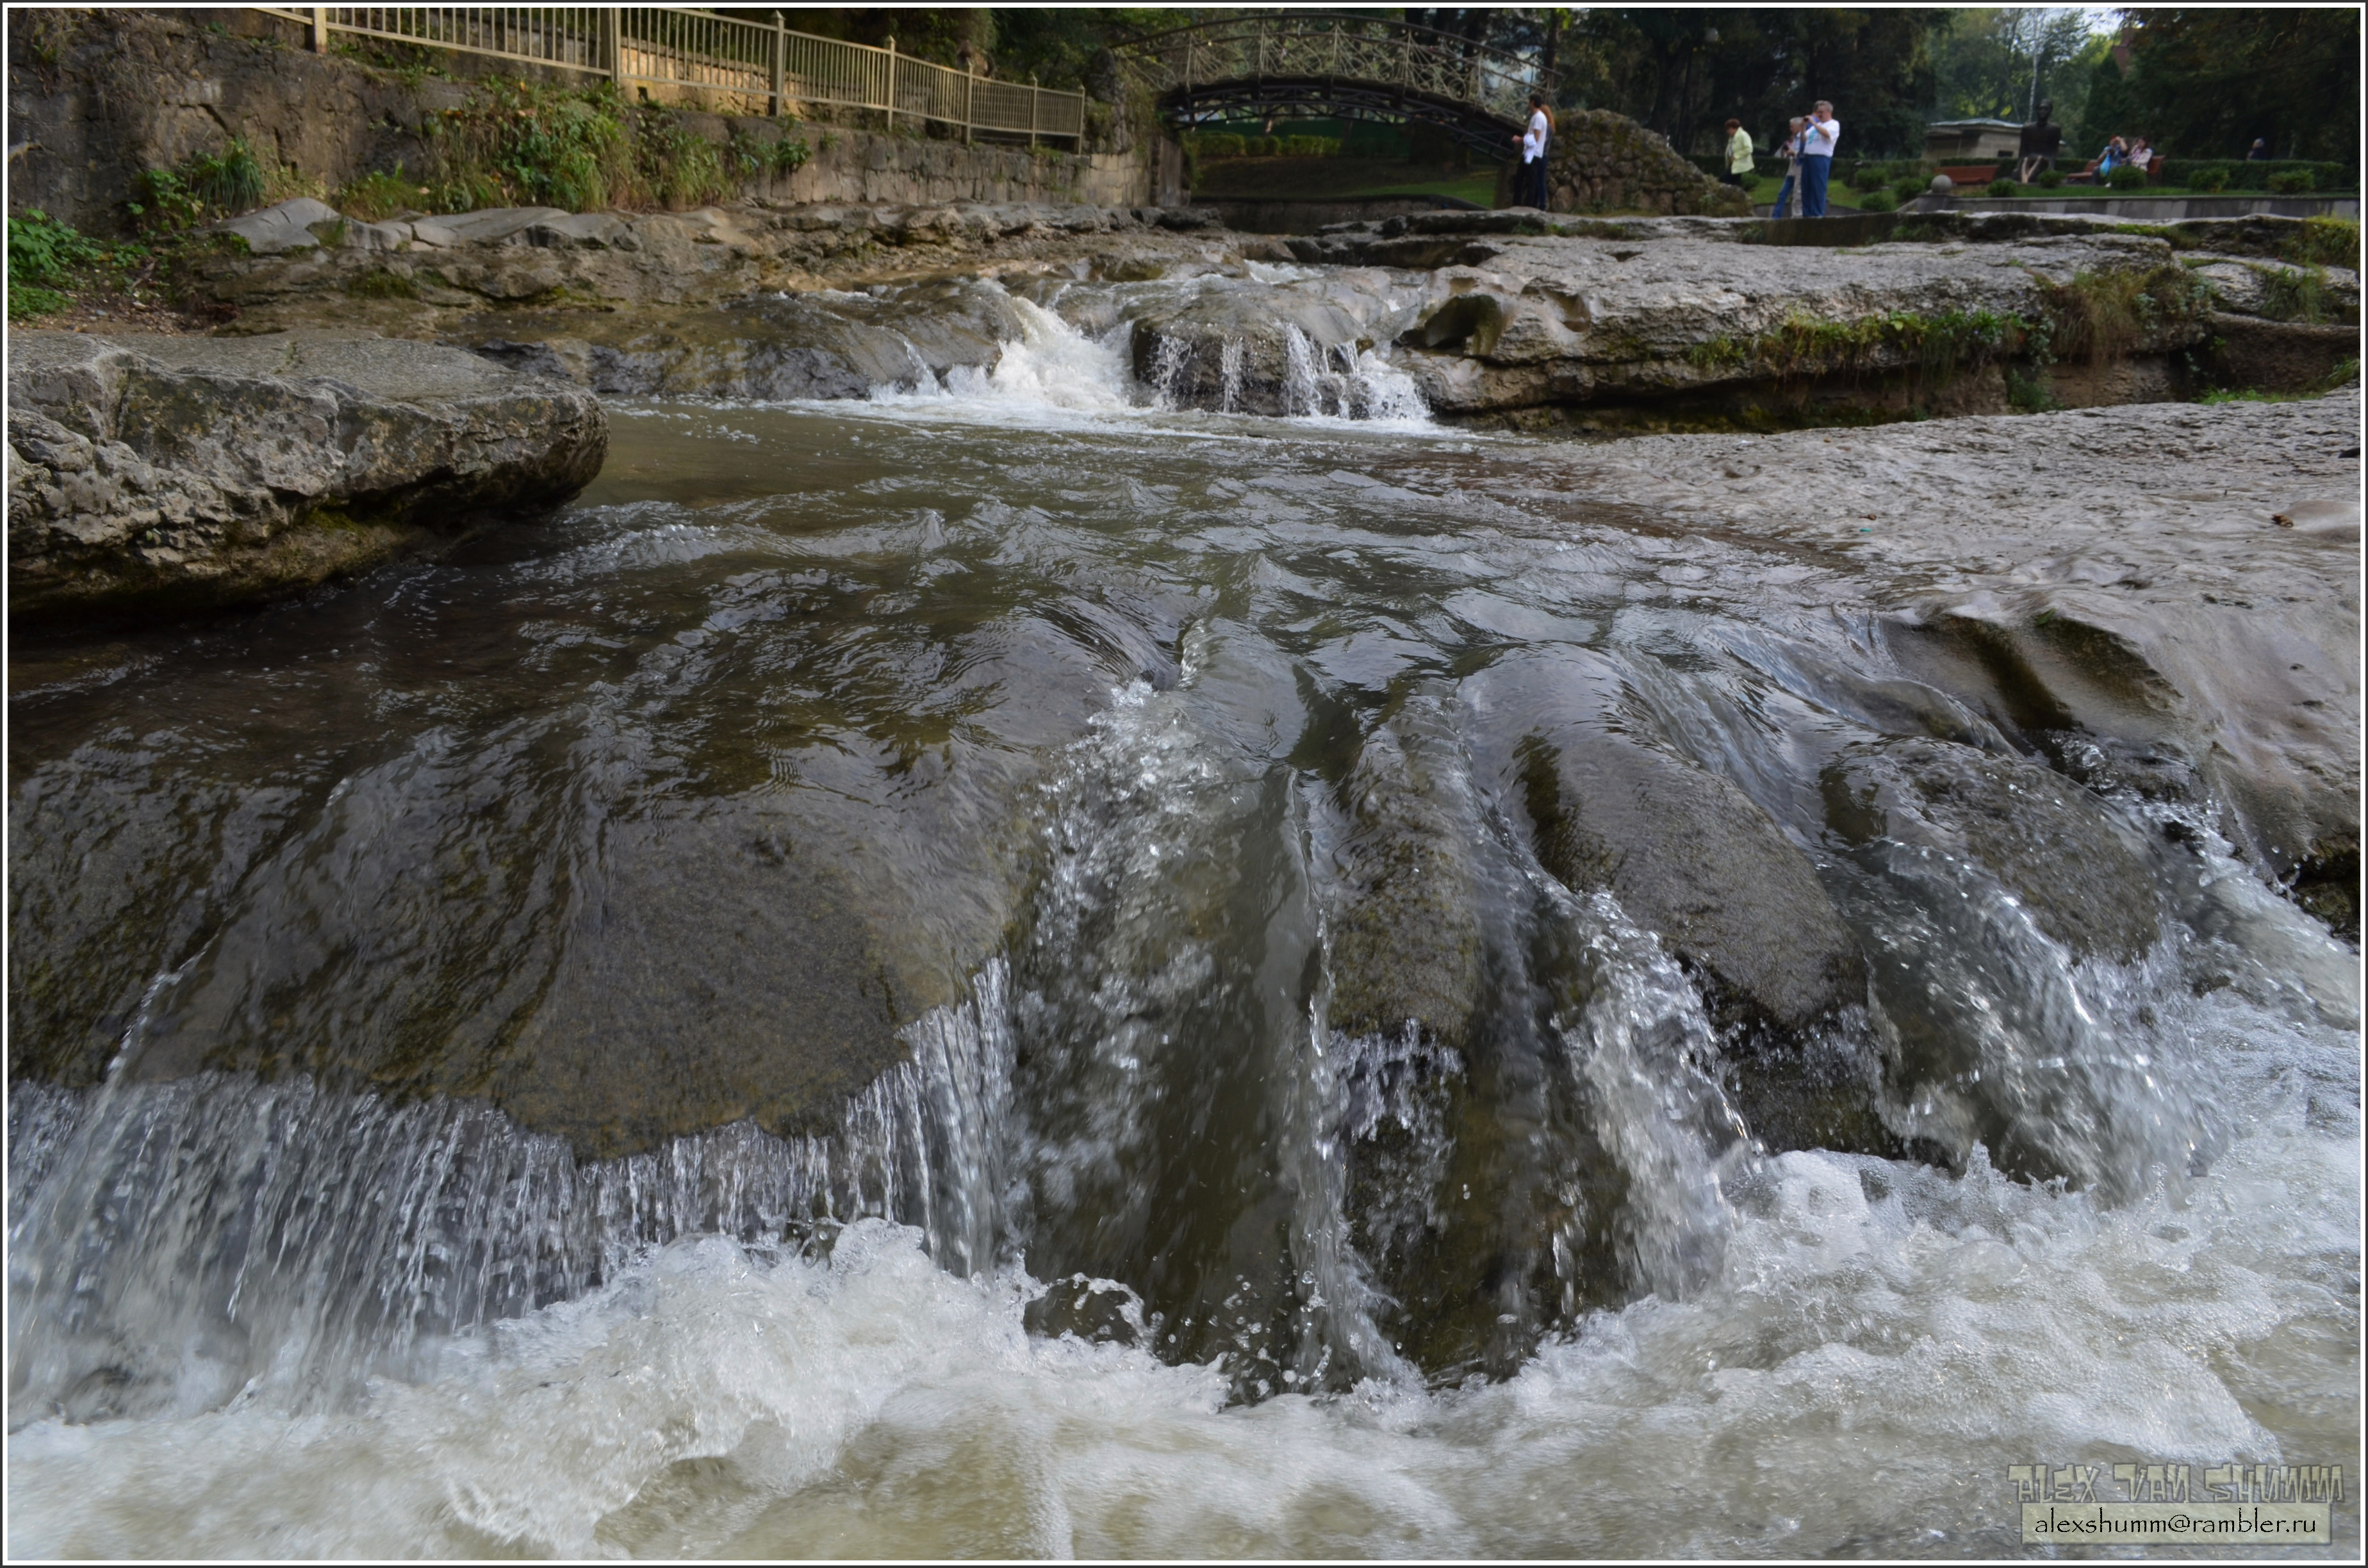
(10, 1097, 2351, 1558)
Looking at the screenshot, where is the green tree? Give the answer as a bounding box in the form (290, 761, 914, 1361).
(2073, 40, 2142, 155)
(1932, 8, 2097, 122)
(2116, 7, 2360, 160)
(1559, 8, 1948, 157)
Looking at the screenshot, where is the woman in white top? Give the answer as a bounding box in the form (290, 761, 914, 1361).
(1514, 92, 1552, 208)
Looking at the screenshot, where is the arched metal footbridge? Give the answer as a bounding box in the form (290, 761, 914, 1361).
(1115, 12, 1558, 158)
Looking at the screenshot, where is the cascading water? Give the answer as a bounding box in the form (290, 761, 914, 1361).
(6, 275, 2357, 1558)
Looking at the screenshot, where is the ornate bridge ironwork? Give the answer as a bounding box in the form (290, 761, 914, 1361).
(1115, 11, 1557, 158)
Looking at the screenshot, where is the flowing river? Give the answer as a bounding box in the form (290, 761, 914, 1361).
(7, 283, 2359, 1557)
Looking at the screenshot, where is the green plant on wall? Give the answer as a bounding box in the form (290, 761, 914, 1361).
(411, 77, 822, 213)
(188, 137, 267, 211)
(126, 137, 271, 234)
(8, 209, 103, 319)
(335, 166, 433, 222)
(2037, 263, 2214, 363)
(633, 112, 729, 208)
(728, 133, 812, 180)
(2256, 264, 2340, 323)
(419, 79, 635, 213)
(2284, 216, 2360, 269)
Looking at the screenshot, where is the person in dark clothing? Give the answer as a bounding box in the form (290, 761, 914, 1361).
(2246, 138, 2270, 160)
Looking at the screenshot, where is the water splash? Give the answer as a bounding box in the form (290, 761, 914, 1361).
(1280, 323, 1431, 422)
(6, 965, 1017, 1426)
(1542, 883, 1753, 1301)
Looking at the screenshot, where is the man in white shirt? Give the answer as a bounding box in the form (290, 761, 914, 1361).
(1800, 101, 1840, 216)
(1514, 92, 1551, 208)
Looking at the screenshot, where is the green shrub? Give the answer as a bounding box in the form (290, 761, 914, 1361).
(2175, 158, 2352, 193)
(335, 166, 429, 222)
(420, 78, 633, 213)
(1854, 188, 1898, 213)
(2107, 165, 2150, 190)
(2039, 263, 2214, 363)
(127, 166, 208, 234)
(2258, 265, 2335, 323)
(2285, 216, 2360, 269)
(1987, 177, 2020, 197)
(1194, 132, 1246, 159)
(2191, 167, 2228, 193)
(344, 269, 418, 300)
(2035, 169, 2065, 189)
(1894, 176, 1928, 202)
(8, 209, 103, 319)
(2267, 168, 2314, 193)
(634, 113, 728, 209)
(185, 137, 267, 213)
(128, 140, 277, 234)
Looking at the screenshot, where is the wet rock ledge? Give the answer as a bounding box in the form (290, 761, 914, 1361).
(7, 330, 605, 620)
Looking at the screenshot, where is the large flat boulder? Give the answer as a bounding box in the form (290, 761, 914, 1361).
(1540, 392, 2360, 916)
(7, 330, 605, 618)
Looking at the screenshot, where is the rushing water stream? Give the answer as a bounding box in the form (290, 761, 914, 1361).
(7, 284, 2358, 1557)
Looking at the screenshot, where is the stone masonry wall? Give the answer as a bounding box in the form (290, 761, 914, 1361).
(1542, 109, 1752, 217)
(6, 8, 1149, 234)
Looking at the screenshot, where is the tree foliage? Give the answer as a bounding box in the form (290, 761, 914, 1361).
(1547, 8, 1950, 158)
(2114, 7, 2361, 161)
(1930, 8, 2103, 129)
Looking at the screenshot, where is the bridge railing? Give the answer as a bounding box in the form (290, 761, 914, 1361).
(249, 7, 1084, 143)
(1115, 11, 1553, 126)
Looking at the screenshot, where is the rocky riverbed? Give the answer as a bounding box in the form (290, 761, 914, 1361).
(9, 204, 2358, 1550)
(199, 199, 2360, 427)
(21, 199, 2353, 623)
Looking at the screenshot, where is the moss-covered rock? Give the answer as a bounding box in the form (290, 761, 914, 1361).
(1543, 109, 1752, 218)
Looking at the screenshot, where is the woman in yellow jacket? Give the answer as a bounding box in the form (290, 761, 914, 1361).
(1723, 118, 1755, 189)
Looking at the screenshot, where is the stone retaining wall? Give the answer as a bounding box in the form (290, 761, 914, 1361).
(6, 8, 1151, 234)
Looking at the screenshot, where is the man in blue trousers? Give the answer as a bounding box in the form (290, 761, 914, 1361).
(1800, 100, 1840, 216)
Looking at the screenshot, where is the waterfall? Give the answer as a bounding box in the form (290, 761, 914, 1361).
(6, 967, 1018, 1425)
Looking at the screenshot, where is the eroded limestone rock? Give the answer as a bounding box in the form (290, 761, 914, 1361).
(1822, 736, 2162, 961)
(7, 330, 605, 617)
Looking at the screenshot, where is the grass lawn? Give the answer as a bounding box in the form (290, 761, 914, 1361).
(1744, 172, 1893, 209)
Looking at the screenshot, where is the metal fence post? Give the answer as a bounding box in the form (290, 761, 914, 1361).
(1028, 74, 1038, 148)
(311, 6, 327, 51)
(769, 11, 784, 117)
(605, 7, 623, 87)
(963, 62, 974, 145)
(884, 37, 896, 131)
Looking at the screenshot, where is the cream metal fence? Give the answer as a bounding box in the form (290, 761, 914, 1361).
(249, 6, 1086, 143)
